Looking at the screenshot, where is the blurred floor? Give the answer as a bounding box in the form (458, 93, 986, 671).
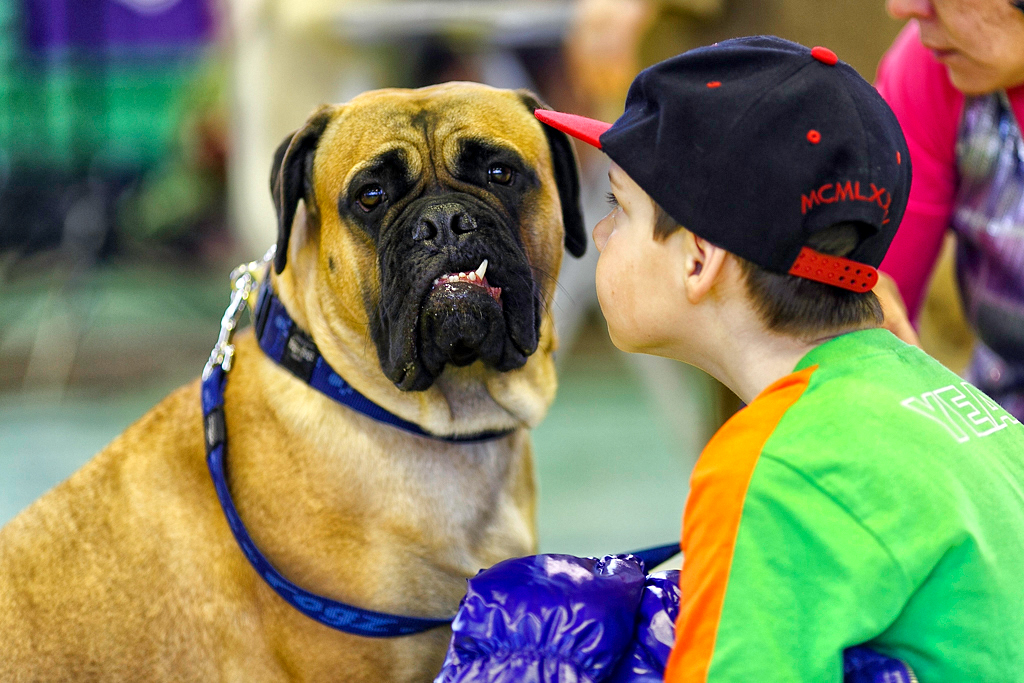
(0, 387, 178, 525)
(534, 315, 691, 556)
(0, 268, 691, 557)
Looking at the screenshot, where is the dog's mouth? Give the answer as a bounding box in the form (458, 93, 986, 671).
(372, 195, 540, 392)
(418, 256, 511, 373)
(429, 259, 502, 307)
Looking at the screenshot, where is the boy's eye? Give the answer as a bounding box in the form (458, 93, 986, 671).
(605, 192, 620, 208)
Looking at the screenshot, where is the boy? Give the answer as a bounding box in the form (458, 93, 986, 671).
(435, 37, 1024, 682)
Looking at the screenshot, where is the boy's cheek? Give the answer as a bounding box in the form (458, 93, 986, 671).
(594, 265, 617, 329)
(595, 270, 634, 351)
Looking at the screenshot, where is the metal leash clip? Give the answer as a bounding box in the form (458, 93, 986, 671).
(203, 244, 277, 380)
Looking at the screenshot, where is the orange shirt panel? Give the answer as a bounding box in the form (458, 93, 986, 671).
(665, 367, 815, 682)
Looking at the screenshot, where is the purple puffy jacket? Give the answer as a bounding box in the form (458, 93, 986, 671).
(434, 553, 916, 683)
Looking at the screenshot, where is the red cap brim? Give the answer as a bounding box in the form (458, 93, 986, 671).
(534, 109, 612, 150)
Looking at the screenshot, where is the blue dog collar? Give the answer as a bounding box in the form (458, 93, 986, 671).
(251, 277, 515, 444)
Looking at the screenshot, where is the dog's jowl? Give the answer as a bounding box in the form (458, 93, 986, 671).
(0, 83, 584, 682)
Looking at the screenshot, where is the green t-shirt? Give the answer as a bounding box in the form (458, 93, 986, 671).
(665, 328, 1024, 682)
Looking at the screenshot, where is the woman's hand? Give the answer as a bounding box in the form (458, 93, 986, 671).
(875, 272, 921, 347)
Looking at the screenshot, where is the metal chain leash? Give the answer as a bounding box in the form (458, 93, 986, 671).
(202, 244, 277, 380)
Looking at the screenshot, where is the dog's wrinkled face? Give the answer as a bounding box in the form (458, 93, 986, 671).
(271, 83, 585, 391)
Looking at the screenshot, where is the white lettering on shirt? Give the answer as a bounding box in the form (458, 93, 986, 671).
(901, 382, 1020, 443)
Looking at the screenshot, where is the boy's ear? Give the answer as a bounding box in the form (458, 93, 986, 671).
(682, 232, 729, 304)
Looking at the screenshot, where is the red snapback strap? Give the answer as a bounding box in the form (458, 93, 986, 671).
(788, 247, 878, 292)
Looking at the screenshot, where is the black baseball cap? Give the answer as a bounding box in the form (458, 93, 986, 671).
(536, 36, 911, 292)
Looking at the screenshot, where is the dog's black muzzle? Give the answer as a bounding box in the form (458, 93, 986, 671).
(373, 193, 540, 392)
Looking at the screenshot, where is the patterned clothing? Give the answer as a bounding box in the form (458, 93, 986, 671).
(953, 92, 1024, 416)
(663, 329, 1024, 682)
(875, 23, 1024, 420)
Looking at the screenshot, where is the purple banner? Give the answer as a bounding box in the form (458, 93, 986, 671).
(26, 0, 214, 52)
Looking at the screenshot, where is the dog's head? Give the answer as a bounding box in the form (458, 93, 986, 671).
(270, 83, 585, 392)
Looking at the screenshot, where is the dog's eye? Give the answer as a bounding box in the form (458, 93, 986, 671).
(487, 164, 514, 185)
(356, 184, 386, 211)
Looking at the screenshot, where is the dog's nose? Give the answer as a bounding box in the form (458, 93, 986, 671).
(413, 202, 478, 243)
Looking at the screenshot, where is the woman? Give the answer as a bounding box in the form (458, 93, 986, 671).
(876, 0, 1024, 418)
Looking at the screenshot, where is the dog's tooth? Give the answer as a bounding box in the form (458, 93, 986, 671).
(468, 272, 478, 281)
(476, 259, 488, 279)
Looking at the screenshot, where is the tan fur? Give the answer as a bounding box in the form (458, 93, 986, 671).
(0, 83, 569, 682)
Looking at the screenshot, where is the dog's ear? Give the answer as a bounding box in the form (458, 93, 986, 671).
(518, 92, 587, 258)
(269, 105, 333, 274)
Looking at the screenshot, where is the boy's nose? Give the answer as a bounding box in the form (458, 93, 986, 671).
(592, 215, 612, 253)
(886, 0, 934, 21)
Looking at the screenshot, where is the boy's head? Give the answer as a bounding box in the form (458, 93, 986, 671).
(538, 36, 912, 349)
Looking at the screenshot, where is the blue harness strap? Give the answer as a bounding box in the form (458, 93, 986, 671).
(626, 542, 682, 571)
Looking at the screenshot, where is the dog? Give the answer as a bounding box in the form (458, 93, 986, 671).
(0, 82, 585, 682)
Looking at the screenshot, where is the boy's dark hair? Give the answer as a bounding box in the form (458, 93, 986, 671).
(653, 204, 883, 338)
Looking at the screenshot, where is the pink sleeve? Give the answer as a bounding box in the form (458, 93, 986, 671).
(1009, 86, 1024, 148)
(874, 23, 963, 320)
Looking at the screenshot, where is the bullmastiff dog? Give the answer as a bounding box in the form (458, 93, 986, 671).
(0, 82, 585, 682)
